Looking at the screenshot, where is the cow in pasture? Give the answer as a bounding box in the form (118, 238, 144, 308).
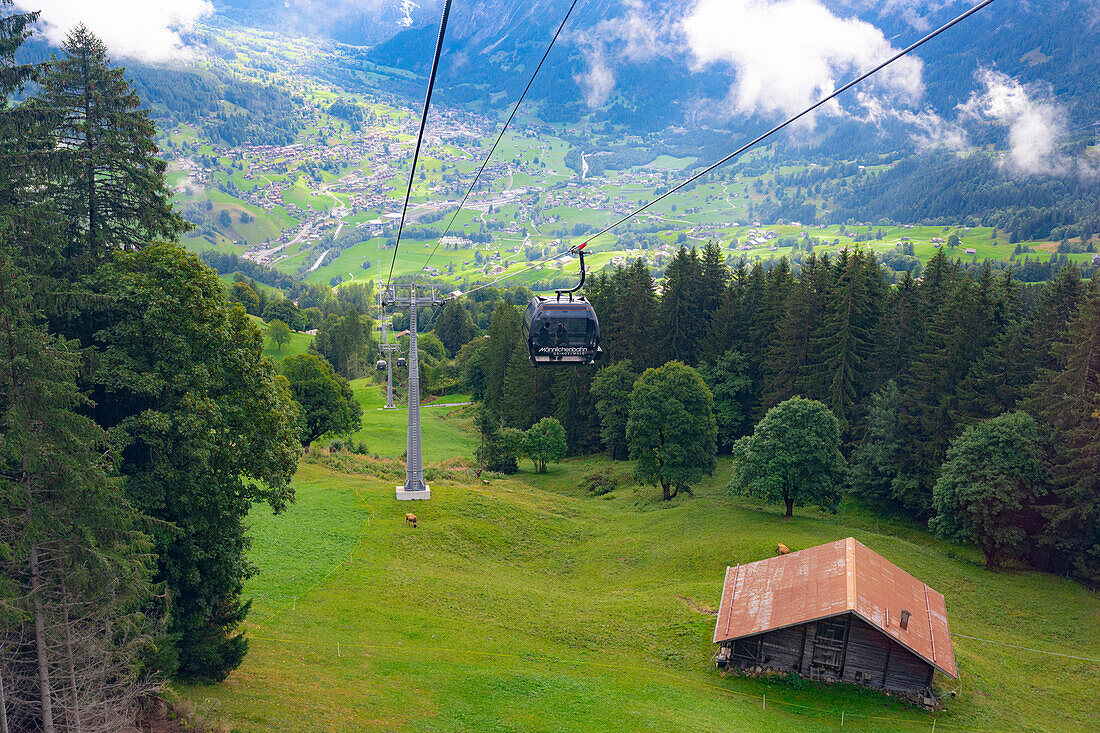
(405, 513, 417, 528)
(776, 543, 790, 556)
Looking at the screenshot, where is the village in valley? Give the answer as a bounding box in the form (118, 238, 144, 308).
(163, 23, 1100, 301)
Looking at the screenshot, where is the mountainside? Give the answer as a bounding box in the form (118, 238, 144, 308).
(340, 0, 1100, 134)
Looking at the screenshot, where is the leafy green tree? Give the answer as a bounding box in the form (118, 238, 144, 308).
(627, 361, 716, 500)
(267, 318, 292, 351)
(591, 360, 638, 459)
(699, 349, 752, 452)
(262, 298, 305, 331)
(281, 353, 362, 448)
(87, 243, 301, 681)
(473, 404, 518, 474)
(730, 397, 845, 517)
(524, 417, 568, 473)
(929, 412, 1049, 568)
(229, 280, 260, 314)
(37, 26, 188, 271)
(433, 297, 478, 356)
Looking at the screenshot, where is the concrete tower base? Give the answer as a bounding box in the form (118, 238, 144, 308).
(396, 485, 431, 501)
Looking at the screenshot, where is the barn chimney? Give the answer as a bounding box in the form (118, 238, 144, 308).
(899, 610, 911, 630)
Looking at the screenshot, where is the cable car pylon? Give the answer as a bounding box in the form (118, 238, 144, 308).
(377, 284, 398, 409)
(384, 284, 444, 500)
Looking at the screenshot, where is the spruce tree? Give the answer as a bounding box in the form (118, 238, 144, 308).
(36, 25, 188, 272)
(1027, 278, 1100, 584)
(482, 301, 522, 414)
(658, 246, 703, 365)
(699, 239, 729, 321)
(501, 337, 535, 429)
(0, 229, 161, 729)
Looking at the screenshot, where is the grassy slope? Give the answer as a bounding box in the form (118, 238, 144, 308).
(178, 390, 1100, 733)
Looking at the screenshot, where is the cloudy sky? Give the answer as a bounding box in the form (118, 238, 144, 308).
(11, 0, 1078, 176)
(14, 0, 214, 61)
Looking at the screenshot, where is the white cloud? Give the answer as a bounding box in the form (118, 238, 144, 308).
(15, 0, 213, 62)
(571, 0, 673, 109)
(681, 0, 924, 121)
(574, 51, 615, 109)
(957, 69, 1068, 175)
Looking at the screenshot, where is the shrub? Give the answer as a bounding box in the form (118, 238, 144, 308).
(580, 469, 621, 496)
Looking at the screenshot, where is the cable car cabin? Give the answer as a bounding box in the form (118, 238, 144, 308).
(375, 359, 387, 372)
(396, 357, 407, 368)
(523, 296, 602, 366)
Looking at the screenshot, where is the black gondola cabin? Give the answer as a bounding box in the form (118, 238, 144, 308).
(522, 296, 602, 366)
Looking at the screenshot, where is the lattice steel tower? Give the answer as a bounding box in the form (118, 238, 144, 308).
(383, 284, 444, 500)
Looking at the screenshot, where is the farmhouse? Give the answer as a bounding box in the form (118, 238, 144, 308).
(713, 538, 956, 707)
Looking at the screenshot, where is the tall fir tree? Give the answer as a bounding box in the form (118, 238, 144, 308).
(37, 26, 187, 273)
(501, 337, 536, 429)
(482, 301, 522, 415)
(1027, 278, 1100, 584)
(658, 246, 703, 365)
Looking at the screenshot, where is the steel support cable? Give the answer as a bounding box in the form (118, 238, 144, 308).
(456, 0, 1000, 299)
(575, 0, 1000, 250)
(385, 0, 454, 292)
(420, 0, 583, 277)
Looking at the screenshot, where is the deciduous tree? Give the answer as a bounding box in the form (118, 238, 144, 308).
(627, 361, 716, 500)
(524, 417, 567, 473)
(929, 412, 1049, 568)
(730, 397, 845, 517)
(282, 353, 362, 447)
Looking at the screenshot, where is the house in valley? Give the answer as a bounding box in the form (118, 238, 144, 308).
(713, 537, 956, 707)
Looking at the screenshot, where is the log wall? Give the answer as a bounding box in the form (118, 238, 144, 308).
(717, 612, 934, 697)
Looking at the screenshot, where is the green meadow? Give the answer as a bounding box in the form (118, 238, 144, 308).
(177, 387, 1100, 733)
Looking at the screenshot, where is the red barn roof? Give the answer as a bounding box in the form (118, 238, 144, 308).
(713, 537, 956, 678)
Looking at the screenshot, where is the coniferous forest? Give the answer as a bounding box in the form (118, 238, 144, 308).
(461, 241, 1100, 584)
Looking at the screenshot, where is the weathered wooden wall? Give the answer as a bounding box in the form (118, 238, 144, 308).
(717, 612, 934, 696)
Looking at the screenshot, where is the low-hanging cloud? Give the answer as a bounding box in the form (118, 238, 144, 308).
(681, 0, 924, 121)
(572, 0, 671, 108)
(958, 68, 1069, 175)
(15, 0, 213, 63)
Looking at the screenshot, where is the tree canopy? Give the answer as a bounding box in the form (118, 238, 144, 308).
(627, 361, 716, 500)
(524, 417, 567, 473)
(930, 411, 1050, 567)
(730, 397, 846, 517)
(281, 353, 362, 447)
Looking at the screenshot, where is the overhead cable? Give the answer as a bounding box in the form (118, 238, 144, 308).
(574, 0, 1000, 249)
(385, 0, 454, 291)
(420, 0, 583, 277)
(460, 0, 1000, 298)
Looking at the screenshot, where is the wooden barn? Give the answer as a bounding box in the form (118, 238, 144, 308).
(713, 538, 956, 706)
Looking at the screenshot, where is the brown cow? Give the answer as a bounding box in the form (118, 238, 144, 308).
(776, 543, 790, 556)
(405, 513, 417, 528)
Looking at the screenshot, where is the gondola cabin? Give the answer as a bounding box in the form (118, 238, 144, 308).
(375, 359, 387, 371)
(713, 538, 956, 708)
(522, 296, 602, 366)
(396, 357, 407, 368)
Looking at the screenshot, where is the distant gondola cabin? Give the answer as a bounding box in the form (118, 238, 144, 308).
(713, 538, 956, 707)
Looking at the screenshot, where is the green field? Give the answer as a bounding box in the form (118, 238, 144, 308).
(178, 388, 1100, 732)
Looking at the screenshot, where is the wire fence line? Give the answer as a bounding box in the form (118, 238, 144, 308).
(951, 633, 1100, 663)
(243, 631, 1012, 732)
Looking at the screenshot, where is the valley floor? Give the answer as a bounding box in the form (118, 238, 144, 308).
(178, 397, 1099, 732)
